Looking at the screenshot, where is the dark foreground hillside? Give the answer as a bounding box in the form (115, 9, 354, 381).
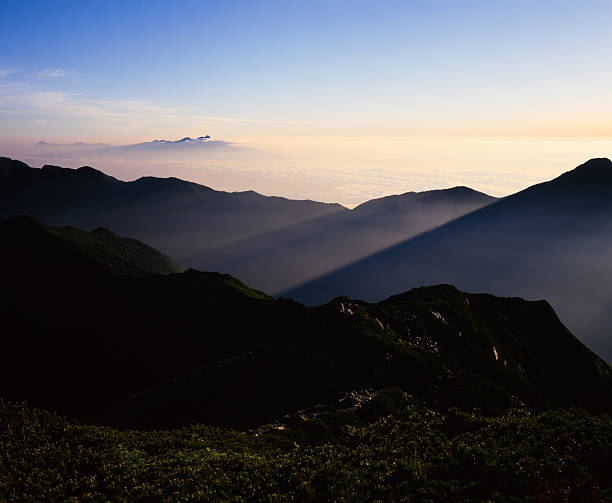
(1, 215, 183, 276)
(1, 399, 611, 502)
(2, 217, 610, 429)
(1, 216, 611, 501)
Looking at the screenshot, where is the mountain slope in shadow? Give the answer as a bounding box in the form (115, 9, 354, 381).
(0, 157, 345, 260)
(284, 158, 612, 362)
(107, 285, 611, 429)
(2, 215, 183, 276)
(0, 157, 497, 293)
(181, 186, 496, 294)
(1, 217, 609, 430)
(1, 216, 281, 419)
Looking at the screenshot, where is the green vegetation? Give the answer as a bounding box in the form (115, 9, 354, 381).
(192, 270, 272, 301)
(1, 397, 610, 502)
(1, 216, 611, 501)
(1, 215, 183, 276)
(54, 225, 184, 276)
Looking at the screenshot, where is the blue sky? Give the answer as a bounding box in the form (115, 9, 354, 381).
(2, 0, 612, 141)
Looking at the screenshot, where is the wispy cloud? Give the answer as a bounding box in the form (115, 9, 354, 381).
(0, 69, 12, 79)
(197, 115, 307, 126)
(36, 68, 69, 78)
(0, 86, 178, 130)
(0, 70, 305, 133)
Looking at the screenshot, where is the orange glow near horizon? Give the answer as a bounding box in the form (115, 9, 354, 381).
(3, 135, 611, 207)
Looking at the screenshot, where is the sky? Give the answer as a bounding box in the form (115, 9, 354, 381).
(1, 0, 611, 205)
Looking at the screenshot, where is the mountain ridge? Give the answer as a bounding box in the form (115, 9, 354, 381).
(180, 184, 496, 293)
(1, 215, 183, 276)
(0, 157, 497, 291)
(284, 158, 612, 362)
(1, 217, 609, 430)
(1, 215, 610, 501)
(353, 185, 494, 211)
(1, 156, 343, 203)
(0, 157, 347, 259)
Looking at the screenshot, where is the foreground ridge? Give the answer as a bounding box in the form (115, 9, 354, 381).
(1, 217, 610, 429)
(1, 217, 611, 502)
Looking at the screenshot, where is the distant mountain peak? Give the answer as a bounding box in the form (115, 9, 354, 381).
(76, 165, 118, 181)
(443, 185, 483, 194)
(353, 185, 496, 212)
(151, 135, 212, 144)
(34, 141, 110, 148)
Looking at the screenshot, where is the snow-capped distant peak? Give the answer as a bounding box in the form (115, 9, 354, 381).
(151, 135, 213, 144)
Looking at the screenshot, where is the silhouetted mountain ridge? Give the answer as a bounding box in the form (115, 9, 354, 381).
(0, 157, 346, 259)
(0, 157, 497, 293)
(1, 217, 609, 431)
(285, 158, 612, 362)
(558, 157, 612, 182)
(181, 185, 496, 293)
(353, 186, 493, 213)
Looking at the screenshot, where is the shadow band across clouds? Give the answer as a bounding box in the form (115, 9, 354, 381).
(283, 158, 612, 363)
(180, 186, 496, 294)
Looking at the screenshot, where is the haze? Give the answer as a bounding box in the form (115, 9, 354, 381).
(2, 1, 612, 205)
